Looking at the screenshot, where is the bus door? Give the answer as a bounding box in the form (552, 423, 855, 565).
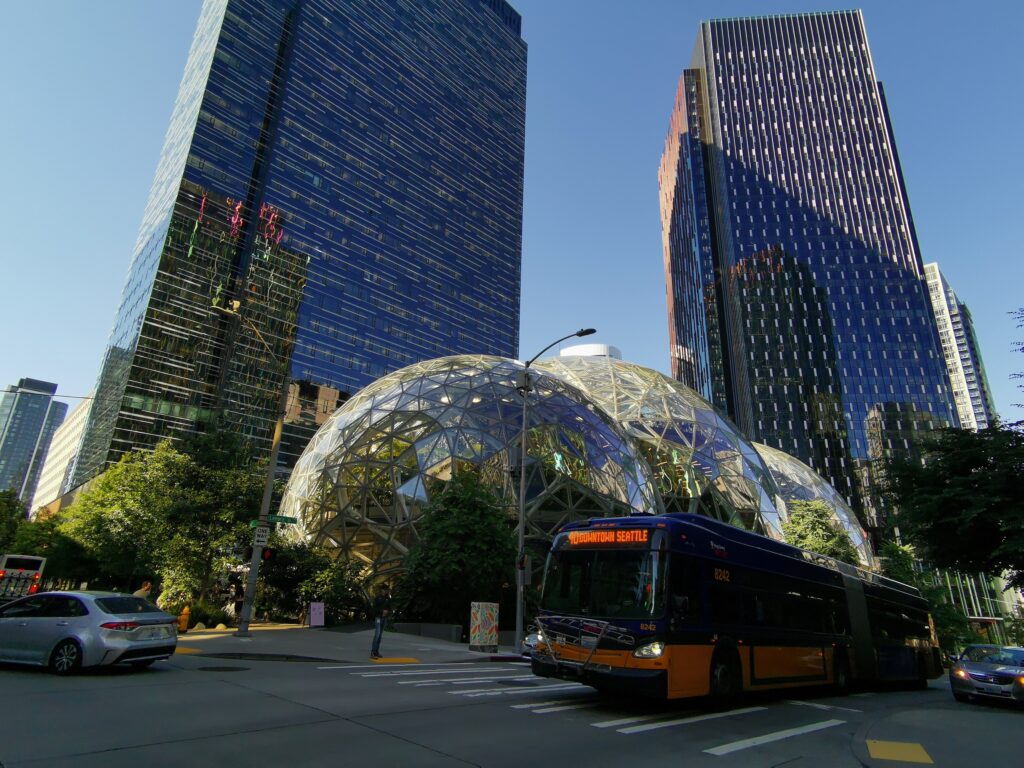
(841, 573, 875, 680)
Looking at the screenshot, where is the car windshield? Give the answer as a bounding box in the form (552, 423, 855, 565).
(962, 647, 1024, 666)
(94, 597, 162, 614)
(541, 547, 665, 619)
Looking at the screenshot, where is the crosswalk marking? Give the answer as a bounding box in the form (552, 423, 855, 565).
(618, 706, 767, 734)
(591, 713, 677, 729)
(787, 699, 862, 713)
(450, 682, 583, 696)
(510, 699, 579, 709)
(397, 674, 533, 685)
(530, 702, 603, 714)
(703, 718, 845, 756)
(356, 666, 508, 678)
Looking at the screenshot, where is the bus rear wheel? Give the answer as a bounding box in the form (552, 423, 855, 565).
(832, 653, 851, 695)
(709, 650, 741, 710)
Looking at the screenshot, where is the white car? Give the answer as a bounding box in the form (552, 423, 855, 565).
(0, 591, 178, 674)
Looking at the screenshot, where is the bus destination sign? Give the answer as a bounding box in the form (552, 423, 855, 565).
(568, 529, 650, 546)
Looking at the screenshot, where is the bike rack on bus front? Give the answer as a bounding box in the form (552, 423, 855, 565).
(534, 615, 632, 678)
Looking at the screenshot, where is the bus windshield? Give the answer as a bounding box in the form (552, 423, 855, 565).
(541, 547, 666, 619)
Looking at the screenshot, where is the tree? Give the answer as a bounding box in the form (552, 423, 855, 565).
(885, 423, 1024, 589)
(394, 471, 516, 630)
(296, 555, 368, 626)
(0, 489, 26, 553)
(781, 499, 860, 565)
(11, 516, 95, 584)
(60, 437, 263, 600)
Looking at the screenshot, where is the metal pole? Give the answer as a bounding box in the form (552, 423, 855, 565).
(234, 370, 289, 637)
(515, 366, 531, 652)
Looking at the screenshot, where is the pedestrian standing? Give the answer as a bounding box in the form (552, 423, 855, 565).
(370, 584, 392, 659)
(133, 581, 152, 599)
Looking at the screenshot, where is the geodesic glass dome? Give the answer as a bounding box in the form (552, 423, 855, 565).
(535, 356, 785, 540)
(753, 441, 874, 567)
(280, 355, 656, 576)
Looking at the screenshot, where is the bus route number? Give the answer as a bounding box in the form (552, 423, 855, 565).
(713, 567, 731, 583)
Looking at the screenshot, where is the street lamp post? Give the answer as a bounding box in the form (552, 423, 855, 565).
(514, 327, 595, 651)
(212, 303, 290, 638)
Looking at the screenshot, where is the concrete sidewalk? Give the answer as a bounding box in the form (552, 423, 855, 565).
(174, 622, 524, 665)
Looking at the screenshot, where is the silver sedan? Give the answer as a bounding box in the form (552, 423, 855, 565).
(0, 591, 178, 675)
(949, 645, 1024, 704)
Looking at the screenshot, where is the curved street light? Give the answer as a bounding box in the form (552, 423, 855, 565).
(514, 327, 596, 651)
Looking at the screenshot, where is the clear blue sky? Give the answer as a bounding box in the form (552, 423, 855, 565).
(2, 1, 1021, 423)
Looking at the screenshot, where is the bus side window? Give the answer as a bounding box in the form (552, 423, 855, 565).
(669, 554, 700, 622)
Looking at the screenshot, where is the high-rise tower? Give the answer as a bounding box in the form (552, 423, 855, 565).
(75, 0, 526, 485)
(0, 379, 68, 504)
(660, 11, 956, 530)
(924, 263, 997, 431)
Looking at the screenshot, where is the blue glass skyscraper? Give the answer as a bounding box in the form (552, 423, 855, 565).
(660, 11, 956, 531)
(0, 379, 67, 504)
(75, 0, 526, 484)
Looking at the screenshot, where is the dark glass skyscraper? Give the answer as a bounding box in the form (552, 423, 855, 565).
(0, 379, 67, 503)
(659, 11, 956, 531)
(76, 0, 526, 484)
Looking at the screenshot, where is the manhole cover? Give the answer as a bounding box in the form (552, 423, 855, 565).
(197, 666, 250, 672)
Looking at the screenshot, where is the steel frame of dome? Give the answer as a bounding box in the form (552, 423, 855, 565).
(281, 354, 875, 576)
(281, 355, 656, 577)
(752, 441, 874, 567)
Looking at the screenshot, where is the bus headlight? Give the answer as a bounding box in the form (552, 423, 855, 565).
(633, 641, 665, 659)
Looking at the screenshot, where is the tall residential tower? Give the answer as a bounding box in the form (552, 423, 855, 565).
(75, 0, 526, 485)
(660, 11, 956, 530)
(924, 262, 997, 431)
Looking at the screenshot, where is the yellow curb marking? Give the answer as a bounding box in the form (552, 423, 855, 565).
(866, 740, 933, 764)
(371, 657, 420, 664)
(174, 646, 203, 655)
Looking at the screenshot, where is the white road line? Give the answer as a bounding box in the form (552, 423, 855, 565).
(450, 683, 583, 696)
(618, 706, 767, 734)
(787, 700, 862, 713)
(357, 666, 506, 677)
(511, 699, 581, 709)
(703, 718, 845, 756)
(592, 713, 678, 729)
(531, 702, 603, 714)
(398, 674, 533, 685)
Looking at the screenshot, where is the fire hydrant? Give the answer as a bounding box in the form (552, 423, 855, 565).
(178, 606, 190, 633)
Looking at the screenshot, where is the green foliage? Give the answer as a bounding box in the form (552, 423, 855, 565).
(394, 471, 516, 629)
(1004, 614, 1024, 646)
(188, 599, 232, 629)
(885, 423, 1024, 589)
(781, 499, 860, 565)
(0, 489, 25, 552)
(59, 438, 263, 600)
(259, 539, 333, 619)
(12, 516, 95, 584)
(296, 556, 368, 625)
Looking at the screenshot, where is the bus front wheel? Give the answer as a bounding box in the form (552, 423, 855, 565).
(832, 653, 851, 695)
(709, 649, 741, 710)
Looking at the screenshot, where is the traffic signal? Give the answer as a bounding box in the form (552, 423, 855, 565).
(261, 548, 275, 562)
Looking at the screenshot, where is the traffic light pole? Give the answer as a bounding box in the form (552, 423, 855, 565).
(234, 378, 289, 638)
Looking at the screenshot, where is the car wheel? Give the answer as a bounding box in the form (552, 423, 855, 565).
(49, 640, 82, 676)
(130, 660, 156, 669)
(709, 649, 741, 710)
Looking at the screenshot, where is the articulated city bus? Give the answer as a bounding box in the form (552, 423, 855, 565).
(530, 513, 940, 704)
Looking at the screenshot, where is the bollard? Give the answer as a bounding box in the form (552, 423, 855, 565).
(178, 606, 190, 633)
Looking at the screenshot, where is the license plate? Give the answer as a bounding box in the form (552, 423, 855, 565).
(139, 627, 169, 640)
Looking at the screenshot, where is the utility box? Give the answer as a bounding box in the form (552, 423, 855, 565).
(469, 601, 498, 652)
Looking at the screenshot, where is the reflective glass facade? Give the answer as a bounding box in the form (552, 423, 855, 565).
(660, 11, 956, 531)
(0, 379, 67, 503)
(76, 0, 526, 485)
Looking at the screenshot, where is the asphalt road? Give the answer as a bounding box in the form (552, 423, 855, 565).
(1, 653, 1020, 767)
